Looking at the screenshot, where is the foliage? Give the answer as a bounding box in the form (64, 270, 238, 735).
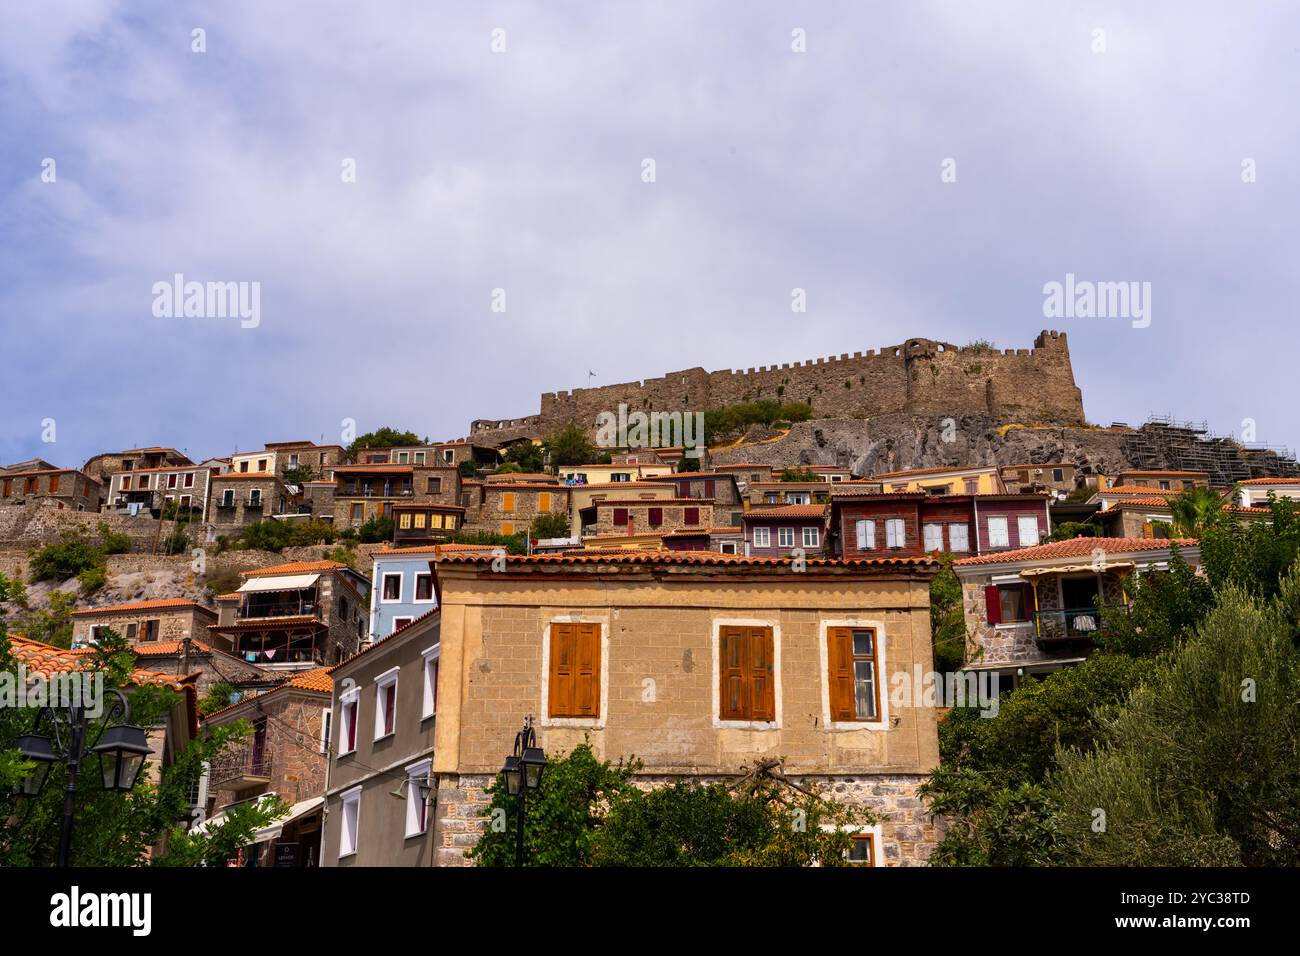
(98, 523, 133, 555)
(1047, 520, 1097, 542)
(1169, 486, 1230, 537)
(77, 565, 108, 594)
(446, 530, 528, 554)
(780, 467, 818, 482)
(236, 519, 336, 552)
(1053, 577, 1300, 866)
(346, 426, 425, 455)
(355, 516, 394, 543)
(703, 400, 813, 442)
(543, 423, 598, 468)
(161, 529, 190, 556)
(529, 512, 571, 540)
(676, 455, 701, 472)
(458, 460, 481, 479)
(1094, 552, 1214, 656)
(1199, 494, 1300, 601)
(929, 554, 966, 671)
(203, 567, 242, 597)
(326, 545, 359, 568)
(280, 464, 316, 486)
(197, 681, 235, 717)
(503, 441, 545, 473)
(8, 589, 77, 648)
(29, 531, 106, 584)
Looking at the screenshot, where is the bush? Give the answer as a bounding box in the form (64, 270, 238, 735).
(458, 460, 481, 479)
(529, 513, 571, 540)
(161, 530, 190, 556)
(29, 533, 106, 584)
(203, 568, 242, 597)
(780, 467, 818, 482)
(355, 517, 393, 543)
(77, 565, 108, 594)
(98, 523, 132, 555)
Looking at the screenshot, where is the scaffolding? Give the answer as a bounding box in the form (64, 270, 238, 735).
(1121, 415, 1300, 488)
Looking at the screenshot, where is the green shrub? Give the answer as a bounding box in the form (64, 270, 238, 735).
(29, 533, 106, 584)
(356, 517, 394, 543)
(529, 513, 571, 540)
(77, 565, 108, 594)
(98, 523, 132, 555)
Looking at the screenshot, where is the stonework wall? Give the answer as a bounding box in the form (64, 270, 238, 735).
(472, 331, 1084, 441)
(70, 606, 216, 647)
(0, 499, 202, 549)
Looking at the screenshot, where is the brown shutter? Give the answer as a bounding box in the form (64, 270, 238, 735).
(574, 623, 600, 716)
(548, 624, 575, 717)
(748, 627, 776, 720)
(719, 627, 748, 720)
(827, 627, 855, 721)
(984, 585, 1002, 625)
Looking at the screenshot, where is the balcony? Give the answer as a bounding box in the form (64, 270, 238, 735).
(239, 599, 319, 620)
(209, 747, 273, 791)
(1033, 606, 1127, 645)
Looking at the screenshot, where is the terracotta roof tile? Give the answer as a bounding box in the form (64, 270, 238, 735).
(435, 551, 938, 571)
(742, 504, 828, 519)
(241, 560, 348, 578)
(1239, 477, 1300, 485)
(7, 635, 189, 690)
(71, 598, 214, 617)
(953, 536, 1198, 567)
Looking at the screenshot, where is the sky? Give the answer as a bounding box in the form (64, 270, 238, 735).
(1, 1, 1297, 469)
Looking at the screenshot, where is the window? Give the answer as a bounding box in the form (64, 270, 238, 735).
(1017, 515, 1041, 547)
(539, 493, 551, 513)
(392, 617, 413, 632)
(422, 647, 439, 718)
(339, 787, 361, 858)
(167, 473, 178, 489)
(239, 460, 249, 473)
(502, 492, 515, 513)
(428, 477, 442, 494)
(257, 458, 268, 472)
(684, 507, 700, 525)
(648, 506, 663, 527)
(125, 623, 138, 642)
(1052, 468, 1065, 483)
(885, 518, 906, 549)
(922, 523, 944, 552)
(987, 516, 1010, 548)
(374, 670, 398, 739)
(778, 527, 794, 548)
(854, 519, 875, 550)
(548, 622, 600, 718)
(339, 691, 359, 754)
(718, 625, 775, 722)
(612, 507, 629, 527)
(397, 452, 409, 464)
(288, 453, 300, 468)
(786, 492, 810, 505)
(964, 478, 979, 494)
(381, 573, 402, 602)
(249, 489, 262, 506)
(138, 620, 159, 642)
(802, 526, 820, 548)
(222, 489, 234, 507)
(501, 522, 514, 535)
(414, 573, 434, 602)
(847, 834, 875, 865)
(415, 452, 425, 464)
(719, 541, 738, 554)
(753, 527, 771, 548)
(319, 708, 332, 753)
(985, 584, 1031, 624)
(828, 627, 880, 722)
(413, 512, 427, 529)
(405, 759, 432, 837)
(443, 450, 454, 463)
(1158, 480, 1171, 491)
(948, 523, 970, 552)
(352, 503, 364, 522)
(398, 512, 412, 529)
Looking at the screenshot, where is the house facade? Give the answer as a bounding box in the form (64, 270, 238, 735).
(70, 598, 219, 650)
(0, 468, 102, 511)
(209, 473, 296, 530)
(331, 463, 461, 530)
(105, 465, 214, 519)
(369, 548, 441, 639)
(427, 550, 944, 867)
(831, 493, 1052, 559)
(741, 504, 828, 558)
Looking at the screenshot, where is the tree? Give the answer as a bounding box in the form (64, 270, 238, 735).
(356, 516, 394, 543)
(29, 531, 106, 584)
(347, 426, 424, 456)
(281, 464, 316, 486)
(529, 513, 571, 540)
(929, 555, 966, 671)
(1170, 486, 1230, 537)
(1048, 521, 1098, 542)
(543, 423, 598, 468)
(1053, 576, 1300, 866)
(458, 460, 481, 479)
(780, 467, 818, 482)
(503, 441, 545, 473)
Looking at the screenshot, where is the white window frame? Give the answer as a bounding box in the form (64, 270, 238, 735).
(719, 541, 738, 554)
(404, 758, 432, 838)
(922, 523, 944, 552)
(948, 523, 970, 553)
(338, 689, 360, 756)
(391, 617, 413, 633)
(752, 527, 771, 548)
(422, 645, 440, 719)
(539, 613, 611, 730)
(319, 707, 332, 754)
(338, 785, 362, 858)
(987, 516, 1010, 548)
(854, 518, 875, 550)
(817, 822, 884, 867)
(380, 572, 403, 604)
(885, 518, 906, 549)
(802, 526, 820, 548)
(777, 527, 795, 548)
(818, 618, 890, 732)
(1017, 514, 1041, 547)
(413, 572, 435, 604)
(711, 617, 783, 730)
(374, 668, 399, 740)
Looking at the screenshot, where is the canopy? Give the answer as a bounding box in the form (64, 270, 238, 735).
(1019, 561, 1134, 578)
(254, 796, 324, 843)
(237, 573, 320, 593)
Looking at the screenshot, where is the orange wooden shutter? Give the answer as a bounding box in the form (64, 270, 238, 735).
(719, 627, 748, 720)
(748, 627, 775, 720)
(549, 624, 575, 717)
(827, 627, 855, 721)
(574, 623, 600, 716)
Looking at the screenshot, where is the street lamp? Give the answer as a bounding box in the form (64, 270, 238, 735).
(12, 688, 151, 866)
(499, 716, 546, 865)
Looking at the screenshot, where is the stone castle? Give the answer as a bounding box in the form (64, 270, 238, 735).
(471, 330, 1085, 442)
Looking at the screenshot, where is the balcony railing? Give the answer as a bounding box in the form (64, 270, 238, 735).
(239, 600, 319, 620)
(1033, 606, 1127, 644)
(209, 747, 273, 790)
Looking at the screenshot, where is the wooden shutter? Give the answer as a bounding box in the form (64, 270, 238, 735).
(827, 627, 856, 721)
(984, 585, 1002, 625)
(719, 626, 775, 721)
(685, 506, 700, 526)
(549, 623, 600, 718)
(613, 507, 628, 527)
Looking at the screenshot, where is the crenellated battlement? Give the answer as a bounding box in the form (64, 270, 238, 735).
(474, 330, 1084, 439)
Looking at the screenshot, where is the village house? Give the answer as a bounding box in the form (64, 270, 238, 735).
(209, 473, 297, 530)
(830, 492, 1052, 558)
(1110, 469, 1209, 491)
(104, 464, 215, 519)
(1236, 477, 1300, 507)
(646, 472, 746, 527)
(71, 598, 219, 650)
(321, 612, 440, 866)
(952, 537, 1201, 686)
(661, 526, 745, 554)
(81, 447, 193, 484)
(712, 462, 774, 494)
(209, 560, 369, 670)
(568, 481, 679, 537)
(369, 547, 441, 639)
(872, 465, 1004, 496)
(470, 481, 571, 538)
(0, 467, 102, 511)
(747, 480, 835, 508)
(331, 463, 461, 531)
(587, 497, 715, 538)
(200, 667, 334, 867)
(426, 550, 944, 866)
(390, 503, 468, 547)
(998, 462, 1081, 497)
(129, 638, 270, 698)
(741, 504, 829, 558)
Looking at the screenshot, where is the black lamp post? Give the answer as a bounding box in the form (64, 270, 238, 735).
(500, 716, 546, 866)
(13, 688, 151, 867)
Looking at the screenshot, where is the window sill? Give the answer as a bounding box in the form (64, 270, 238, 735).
(713, 718, 780, 731)
(374, 732, 395, 743)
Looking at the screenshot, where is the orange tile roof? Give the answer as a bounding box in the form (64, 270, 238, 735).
(1239, 477, 1300, 485)
(216, 592, 242, 601)
(211, 472, 284, 481)
(1102, 497, 1178, 508)
(1117, 470, 1208, 477)
(71, 598, 214, 617)
(284, 667, 334, 692)
(1097, 485, 1179, 497)
(371, 543, 497, 557)
(241, 560, 348, 578)
(209, 616, 326, 631)
(953, 536, 1199, 567)
(742, 504, 828, 519)
(435, 551, 938, 571)
(595, 498, 713, 507)
(8, 635, 189, 690)
(130, 639, 215, 656)
(872, 465, 997, 480)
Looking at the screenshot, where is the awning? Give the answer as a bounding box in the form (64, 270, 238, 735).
(237, 573, 320, 593)
(254, 796, 324, 843)
(1019, 561, 1134, 578)
(961, 656, 1088, 673)
(189, 792, 281, 837)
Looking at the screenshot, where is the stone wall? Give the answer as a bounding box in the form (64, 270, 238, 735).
(0, 499, 202, 550)
(472, 331, 1085, 442)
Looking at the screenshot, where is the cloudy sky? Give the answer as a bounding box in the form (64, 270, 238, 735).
(1, 1, 1297, 468)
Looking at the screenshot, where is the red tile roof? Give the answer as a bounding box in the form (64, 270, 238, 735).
(130, 639, 214, 657)
(208, 616, 326, 631)
(1239, 477, 1300, 485)
(872, 465, 997, 479)
(742, 504, 828, 519)
(953, 536, 1198, 567)
(435, 550, 938, 571)
(241, 560, 348, 578)
(1098, 485, 1179, 496)
(595, 498, 713, 507)
(8, 635, 189, 690)
(71, 598, 214, 617)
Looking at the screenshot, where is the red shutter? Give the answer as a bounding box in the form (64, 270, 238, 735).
(613, 507, 628, 527)
(685, 507, 700, 526)
(648, 507, 663, 527)
(827, 627, 855, 721)
(704, 479, 715, 498)
(984, 585, 1002, 625)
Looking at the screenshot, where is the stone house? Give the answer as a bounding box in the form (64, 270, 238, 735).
(588, 497, 714, 538)
(999, 462, 1079, 497)
(130, 638, 271, 698)
(209, 473, 296, 530)
(713, 462, 774, 490)
(201, 667, 333, 867)
(742, 504, 829, 558)
(0, 468, 102, 511)
(1112, 470, 1209, 492)
(662, 526, 745, 554)
(747, 480, 836, 508)
(471, 482, 571, 537)
(646, 472, 745, 527)
(568, 481, 679, 537)
(872, 465, 1004, 496)
(70, 598, 219, 650)
(952, 537, 1201, 685)
(331, 463, 461, 531)
(209, 560, 369, 671)
(104, 464, 215, 519)
(427, 550, 944, 866)
(301, 480, 336, 519)
(81, 447, 192, 483)
(261, 440, 349, 481)
(321, 612, 440, 866)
